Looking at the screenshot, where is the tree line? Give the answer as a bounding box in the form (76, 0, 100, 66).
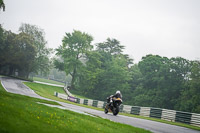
(55, 30, 200, 113)
(0, 24, 52, 78)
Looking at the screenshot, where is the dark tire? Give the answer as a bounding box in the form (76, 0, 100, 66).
(113, 106, 119, 116)
(104, 105, 108, 114)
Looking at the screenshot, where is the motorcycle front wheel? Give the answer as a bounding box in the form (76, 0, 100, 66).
(113, 106, 119, 116)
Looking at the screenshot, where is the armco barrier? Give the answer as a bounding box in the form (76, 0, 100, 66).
(76, 98, 80, 104)
(119, 105, 124, 112)
(131, 106, 140, 115)
(54, 91, 200, 127)
(92, 100, 98, 107)
(140, 107, 151, 117)
(122, 105, 132, 113)
(97, 101, 104, 108)
(161, 109, 176, 122)
(83, 99, 88, 105)
(64, 86, 74, 97)
(150, 108, 162, 119)
(88, 99, 93, 106)
(68, 96, 76, 102)
(175, 111, 192, 124)
(191, 113, 200, 127)
(80, 98, 84, 104)
(54, 92, 58, 97)
(55, 92, 68, 100)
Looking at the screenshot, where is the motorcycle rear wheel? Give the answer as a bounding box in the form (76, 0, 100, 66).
(104, 105, 108, 114)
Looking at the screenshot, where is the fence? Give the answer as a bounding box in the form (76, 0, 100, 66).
(55, 92, 200, 127)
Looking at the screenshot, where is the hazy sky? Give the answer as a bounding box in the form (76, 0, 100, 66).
(1, 0, 200, 63)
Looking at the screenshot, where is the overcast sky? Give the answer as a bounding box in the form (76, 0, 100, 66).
(1, 0, 200, 63)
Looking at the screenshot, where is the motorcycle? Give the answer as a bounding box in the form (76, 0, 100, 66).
(104, 97, 122, 116)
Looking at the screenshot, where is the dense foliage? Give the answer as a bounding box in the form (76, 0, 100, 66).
(0, 24, 52, 78)
(55, 30, 200, 113)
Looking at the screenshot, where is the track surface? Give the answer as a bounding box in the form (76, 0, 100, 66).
(1, 77, 199, 133)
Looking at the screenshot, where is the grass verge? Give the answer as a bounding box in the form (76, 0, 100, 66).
(0, 81, 151, 133)
(24, 82, 200, 131)
(33, 77, 65, 86)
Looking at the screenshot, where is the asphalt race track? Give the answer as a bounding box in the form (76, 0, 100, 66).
(1, 77, 199, 133)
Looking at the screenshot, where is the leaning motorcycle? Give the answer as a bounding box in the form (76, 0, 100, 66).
(104, 97, 122, 116)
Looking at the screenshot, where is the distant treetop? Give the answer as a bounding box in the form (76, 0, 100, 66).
(0, 0, 5, 11)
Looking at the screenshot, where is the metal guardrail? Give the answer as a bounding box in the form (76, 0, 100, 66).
(162, 109, 176, 122)
(55, 92, 200, 127)
(175, 111, 192, 124)
(191, 113, 200, 127)
(131, 106, 141, 115)
(150, 108, 162, 119)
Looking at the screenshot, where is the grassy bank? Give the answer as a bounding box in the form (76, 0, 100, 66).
(33, 77, 65, 86)
(0, 81, 151, 133)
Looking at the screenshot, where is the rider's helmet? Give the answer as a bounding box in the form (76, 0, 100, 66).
(116, 90, 122, 98)
(116, 90, 120, 94)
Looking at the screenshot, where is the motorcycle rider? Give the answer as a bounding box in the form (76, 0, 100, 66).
(107, 90, 122, 107)
(113, 90, 122, 99)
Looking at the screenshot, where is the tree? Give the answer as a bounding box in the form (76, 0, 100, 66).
(0, 28, 17, 75)
(99, 55, 131, 101)
(76, 51, 103, 96)
(0, 0, 5, 11)
(53, 57, 65, 71)
(132, 54, 195, 109)
(81, 38, 132, 101)
(138, 55, 167, 90)
(96, 37, 133, 69)
(0, 24, 4, 43)
(0, 25, 36, 78)
(96, 38, 124, 56)
(14, 33, 36, 78)
(136, 55, 186, 108)
(55, 30, 93, 89)
(0, 25, 6, 70)
(176, 61, 200, 113)
(19, 23, 52, 76)
(170, 57, 191, 82)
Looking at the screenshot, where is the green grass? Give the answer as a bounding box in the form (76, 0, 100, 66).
(0, 81, 6, 92)
(24, 82, 200, 131)
(33, 77, 65, 86)
(0, 81, 151, 133)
